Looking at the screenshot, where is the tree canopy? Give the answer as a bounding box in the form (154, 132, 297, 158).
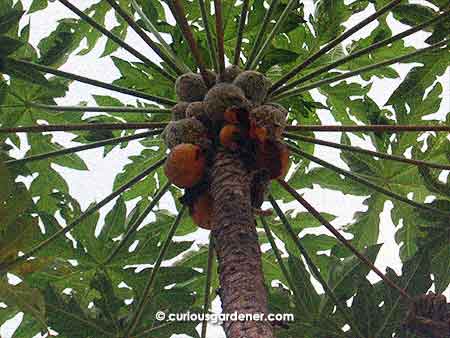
(0, 0, 449, 337)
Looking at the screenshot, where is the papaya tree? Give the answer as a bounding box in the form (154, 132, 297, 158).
(0, 0, 449, 337)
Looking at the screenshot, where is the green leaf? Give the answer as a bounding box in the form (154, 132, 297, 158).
(347, 195, 385, 249)
(0, 279, 47, 330)
(288, 254, 320, 318)
(323, 244, 382, 308)
(38, 19, 82, 68)
(8, 313, 44, 338)
(392, 4, 436, 27)
(101, 22, 127, 57)
(29, 0, 48, 14)
(415, 200, 450, 293)
(313, 0, 353, 45)
(2, 2, 449, 337)
(90, 271, 123, 324)
(76, 1, 110, 56)
(259, 48, 300, 73)
(387, 49, 450, 122)
(0, 9, 24, 34)
(263, 209, 337, 256)
(418, 166, 450, 197)
(112, 147, 165, 201)
(44, 285, 114, 338)
(2, 58, 55, 88)
(374, 252, 432, 337)
(0, 36, 24, 56)
(0, 162, 38, 265)
(351, 278, 382, 337)
(99, 196, 127, 242)
(24, 134, 88, 171)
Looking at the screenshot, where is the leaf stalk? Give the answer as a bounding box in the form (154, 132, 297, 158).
(0, 122, 168, 134)
(284, 132, 450, 170)
(171, 0, 213, 86)
(103, 182, 172, 265)
(58, 0, 176, 82)
(285, 124, 450, 133)
(28, 102, 172, 114)
(125, 206, 187, 336)
(269, 0, 403, 93)
(131, 0, 191, 74)
(104, 0, 184, 76)
(233, 0, 250, 66)
(272, 39, 449, 100)
(5, 129, 162, 166)
(0, 158, 166, 273)
(271, 9, 450, 96)
(266, 199, 367, 336)
(273, 183, 412, 301)
(245, 0, 280, 70)
(248, 0, 298, 70)
(198, 0, 219, 71)
(4, 58, 176, 106)
(213, 0, 226, 77)
(286, 143, 450, 217)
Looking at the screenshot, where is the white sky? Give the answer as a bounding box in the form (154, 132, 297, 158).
(1, 0, 449, 337)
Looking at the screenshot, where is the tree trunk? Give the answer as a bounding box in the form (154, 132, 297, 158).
(210, 150, 274, 338)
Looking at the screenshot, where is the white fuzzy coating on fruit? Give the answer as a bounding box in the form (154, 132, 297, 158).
(250, 104, 287, 139)
(204, 70, 217, 86)
(171, 101, 190, 120)
(204, 83, 251, 121)
(233, 70, 271, 105)
(175, 73, 208, 102)
(186, 101, 206, 119)
(219, 65, 243, 83)
(266, 102, 288, 119)
(163, 118, 207, 149)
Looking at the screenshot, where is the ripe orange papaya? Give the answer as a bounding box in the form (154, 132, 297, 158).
(220, 124, 242, 151)
(190, 192, 213, 230)
(164, 143, 206, 188)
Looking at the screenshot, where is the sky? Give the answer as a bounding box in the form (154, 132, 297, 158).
(1, 0, 449, 337)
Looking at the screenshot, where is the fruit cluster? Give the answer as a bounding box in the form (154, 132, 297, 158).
(162, 66, 290, 230)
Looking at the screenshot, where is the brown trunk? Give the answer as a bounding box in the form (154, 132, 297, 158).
(210, 150, 274, 338)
